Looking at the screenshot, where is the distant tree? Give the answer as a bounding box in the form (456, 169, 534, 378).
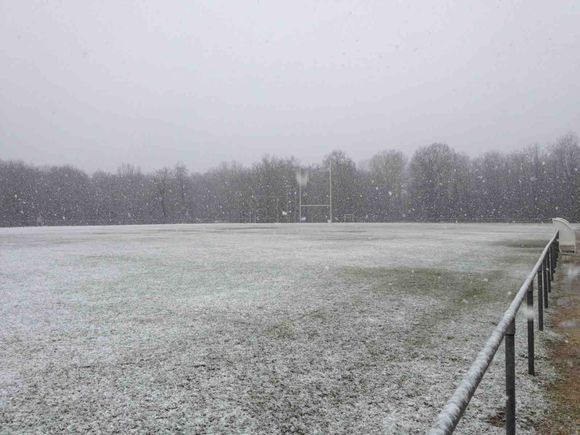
(547, 133, 580, 219)
(323, 150, 361, 221)
(408, 143, 457, 221)
(173, 163, 190, 222)
(0, 161, 41, 226)
(471, 152, 507, 221)
(251, 156, 299, 223)
(154, 168, 171, 223)
(1, 132, 579, 227)
(367, 150, 406, 221)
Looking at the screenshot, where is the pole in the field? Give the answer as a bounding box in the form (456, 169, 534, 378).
(329, 164, 333, 223)
(297, 167, 330, 223)
(298, 168, 302, 223)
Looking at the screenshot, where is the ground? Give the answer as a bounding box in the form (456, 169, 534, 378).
(0, 223, 566, 433)
(540, 257, 580, 433)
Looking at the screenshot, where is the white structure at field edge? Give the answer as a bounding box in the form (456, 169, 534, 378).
(296, 165, 332, 223)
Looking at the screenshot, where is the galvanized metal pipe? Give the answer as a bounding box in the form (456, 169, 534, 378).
(543, 259, 549, 308)
(537, 268, 544, 331)
(429, 232, 558, 435)
(547, 254, 552, 293)
(526, 283, 534, 375)
(548, 249, 553, 284)
(505, 319, 516, 435)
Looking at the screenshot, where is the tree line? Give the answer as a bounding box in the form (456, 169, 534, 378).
(1, 133, 578, 227)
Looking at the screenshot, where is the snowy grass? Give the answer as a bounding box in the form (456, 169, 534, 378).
(0, 223, 557, 433)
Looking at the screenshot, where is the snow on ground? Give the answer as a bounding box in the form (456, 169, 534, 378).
(0, 223, 557, 433)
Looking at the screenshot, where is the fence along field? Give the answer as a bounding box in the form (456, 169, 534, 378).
(430, 231, 560, 434)
(0, 223, 564, 432)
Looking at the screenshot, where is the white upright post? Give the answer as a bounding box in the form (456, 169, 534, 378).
(299, 168, 302, 223)
(329, 165, 333, 223)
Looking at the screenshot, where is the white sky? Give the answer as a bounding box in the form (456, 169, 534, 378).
(1, 0, 579, 172)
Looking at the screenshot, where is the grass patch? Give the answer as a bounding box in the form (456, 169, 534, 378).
(540, 260, 580, 433)
(496, 255, 532, 266)
(267, 322, 296, 340)
(494, 239, 548, 249)
(338, 267, 508, 349)
(340, 266, 503, 301)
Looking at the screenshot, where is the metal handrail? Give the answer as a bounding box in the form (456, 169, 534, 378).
(429, 231, 560, 434)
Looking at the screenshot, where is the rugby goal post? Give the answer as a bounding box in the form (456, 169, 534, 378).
(297, 166, 333, 223)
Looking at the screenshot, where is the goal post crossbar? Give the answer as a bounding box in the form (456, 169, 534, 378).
(297, 165, 333, 223)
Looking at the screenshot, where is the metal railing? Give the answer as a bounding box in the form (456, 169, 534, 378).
(429, 231, 560, 435)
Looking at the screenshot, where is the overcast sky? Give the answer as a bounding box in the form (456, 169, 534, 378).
(1, 1, 579, 173)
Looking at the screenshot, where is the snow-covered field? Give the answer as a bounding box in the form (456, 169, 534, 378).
(0, 223, 557, 433)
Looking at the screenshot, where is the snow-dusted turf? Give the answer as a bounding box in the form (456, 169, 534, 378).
(0, 223, 558, 433)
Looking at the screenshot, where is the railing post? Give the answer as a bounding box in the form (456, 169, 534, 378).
(429, 232, 558, 435)
(546, 254, 552, 293)
(552, 246, 555, 278)
(505, 319, 516, 435)
(526, 282, 534, 375)
(551, 244, 557, 276)
(537, 268, 544, 331)
(549, 247, 554, 282)
(547, 253, 552, 293)
(543, 258, 549, 308)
